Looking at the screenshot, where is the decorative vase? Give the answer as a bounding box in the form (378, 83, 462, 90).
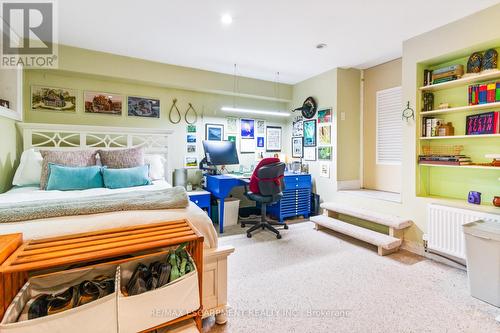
(493, 196, 500, 207)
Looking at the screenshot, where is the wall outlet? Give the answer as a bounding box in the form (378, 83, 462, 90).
(340, 112, 346, 121)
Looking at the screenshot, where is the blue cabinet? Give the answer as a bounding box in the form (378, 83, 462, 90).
(188, 190, 211, 217)
(268, 173, 312, 223)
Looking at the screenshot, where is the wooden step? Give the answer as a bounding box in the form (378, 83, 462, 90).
(311, 215, 402, 256)
(320, 202, 412, 230)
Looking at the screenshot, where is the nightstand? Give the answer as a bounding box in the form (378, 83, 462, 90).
(188, 190, 211, 217)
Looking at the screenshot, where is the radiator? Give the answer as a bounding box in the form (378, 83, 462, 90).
(426, 203, 500, 260)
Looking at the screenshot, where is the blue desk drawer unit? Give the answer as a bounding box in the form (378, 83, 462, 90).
(268, 174, 312, 223)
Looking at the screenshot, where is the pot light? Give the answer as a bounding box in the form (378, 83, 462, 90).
(316, 43, 327, 49)
(221, 106, 290, 117)
(221, 13, 233, 25)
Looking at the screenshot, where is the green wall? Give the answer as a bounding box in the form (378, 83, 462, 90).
(0, 117, 21, 192)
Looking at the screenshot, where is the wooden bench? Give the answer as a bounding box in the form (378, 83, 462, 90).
(311, 202, 413, 256)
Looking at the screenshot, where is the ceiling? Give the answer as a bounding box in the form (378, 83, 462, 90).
(56, 0, 500, 84)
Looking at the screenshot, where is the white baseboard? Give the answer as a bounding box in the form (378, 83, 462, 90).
(337, 180, 361, 190)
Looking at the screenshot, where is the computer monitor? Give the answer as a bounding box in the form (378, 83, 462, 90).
(202, 140, 239, 166)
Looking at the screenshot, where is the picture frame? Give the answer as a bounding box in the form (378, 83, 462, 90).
(256, 136, 265, 148)
(256, 120, 266, 135)
(319, 162, 330, 178)
(32, 85, 77, 113)
(292, 118, 304, 137)
(303, 119, 317, 147)
(187, 134, 196, 143)
(318, 146, 332, 160)
(205, 123, 224, 141)
(187, 144, 196, 153)
(240, 119, 255, 139)
(318, 125, 331, 145)
(317, 108, 332, 123)
(226, 117, 238, 133)
(266, 126, 282, 152)
(185, 156, 198, 168)
(127, 96, 160, 118)
(227, 135, 237, 142)
(187, 124, 196, 133)
(84, 91, 123, 115)
(0, 65, 23, 121)
(292, 137, 304, 158)
(304, 147, 316, 161)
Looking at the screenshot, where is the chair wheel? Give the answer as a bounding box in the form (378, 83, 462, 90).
(284, 224, 289, 230)
(262, 226, 265, 230)
(247, 233, 252, 238)
(276, 234, 282, 239)
(241, 224, 245, 228)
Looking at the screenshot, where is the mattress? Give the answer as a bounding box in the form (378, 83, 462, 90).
(0, 181, 217, 248)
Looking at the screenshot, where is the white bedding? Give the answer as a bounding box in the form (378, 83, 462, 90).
(0, 181, 218, 248)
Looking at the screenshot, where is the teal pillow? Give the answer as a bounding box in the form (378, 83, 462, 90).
(46, 164, 104, 191)
(102, 165, 151, 189)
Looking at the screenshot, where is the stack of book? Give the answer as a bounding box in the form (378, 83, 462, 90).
(419, 155, 472, 166)
(421, 117, 443, 137)
(426, 64, 464, 85)
(468, 82, 500, 105)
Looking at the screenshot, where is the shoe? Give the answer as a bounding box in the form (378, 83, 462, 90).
(126, 264, 149, 296)
(47, 287, 78, 316)
(21, 294, 50, 321)
(148, 262, 171, 290)
(77, 276, 115, 306)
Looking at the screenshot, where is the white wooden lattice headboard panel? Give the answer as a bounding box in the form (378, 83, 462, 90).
(17, 123, 174, 181)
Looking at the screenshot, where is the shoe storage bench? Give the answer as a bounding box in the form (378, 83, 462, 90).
(0, 219, 204, 333)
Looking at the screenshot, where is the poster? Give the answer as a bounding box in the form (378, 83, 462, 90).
(240, 119, 255, 139)
(266, 126, 282, 152)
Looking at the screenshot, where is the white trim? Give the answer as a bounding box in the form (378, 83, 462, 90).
(359, 70, 364, 187)
(337, 179, 361, 190)
(0, 65, 23, 121)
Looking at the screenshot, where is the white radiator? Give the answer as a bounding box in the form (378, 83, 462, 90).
(426, 204, 500, 260)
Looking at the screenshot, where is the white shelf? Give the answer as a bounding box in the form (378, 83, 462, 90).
(420, 101, 500, 116)
(420, 134, 500, 140)
(419, 70, 500, 92)
(419, 163, 500, 170)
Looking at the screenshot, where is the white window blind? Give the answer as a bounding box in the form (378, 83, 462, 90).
(376, 86, 402, 165)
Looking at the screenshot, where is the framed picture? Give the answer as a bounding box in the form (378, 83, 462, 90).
(240, 138, 255, 153)
(227, 135, 236, 142)
(256, 136, 265, 148)
(256, 120, 266, 135)
(319, 162, 330, 178)
(187, 144, 196, 153)
(303, 120, 317, 147)
(318, 146, 332, 160)
(318, 108, 332, 123)
(318, 125, 331, 145)
(226, 117, 238, 133)
(127, 96, 160, 118)
(304, 147, 316, 161)
(240, 119, 255, 139)
(292, 137, 304, 158)
(205, 123, 224, 141)
(185, 156, 198, 168)
(187, 134, 196, 143)
(266, 126, 282, 152)
(84, 91, 122, 115)
(31, 86, 77, 112)
(292, 118, 303, 137)
(187, 124, 196, 133)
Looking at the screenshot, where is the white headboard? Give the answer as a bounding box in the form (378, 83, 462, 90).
(17, 123, 174, 181)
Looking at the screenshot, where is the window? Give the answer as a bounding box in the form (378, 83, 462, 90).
(376, 86, 402, 165)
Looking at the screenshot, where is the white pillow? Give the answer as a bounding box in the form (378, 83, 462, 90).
(12, 149, 43, 186)
(144, 154, 166, 180)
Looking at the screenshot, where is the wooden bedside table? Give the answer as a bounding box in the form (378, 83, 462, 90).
(188, 190, 211, 217)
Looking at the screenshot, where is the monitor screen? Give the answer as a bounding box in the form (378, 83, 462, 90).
(202, 140, 239, 166)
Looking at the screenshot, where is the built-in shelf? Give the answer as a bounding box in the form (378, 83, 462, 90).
(420, 134, 500, 140)
(421, 101, 500, 116)
(419, 163, 500, 170)
(419, 70, 500, 91)
(417, 195, 500, 213)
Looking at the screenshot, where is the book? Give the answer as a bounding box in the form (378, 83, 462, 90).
(426, 118, 433, 137)
(478, 84, 488, 104)
(423, 70, 432, 86)
(433, 76, 458, 84)
(432, 69, 464, 81)
(466, 111, 499, 135)
(487, 83, 496, 103)
(497, 82, 500, 102)
(469, 84, 479, 105)
(431, 118, 443, 137)
(419, 161, 471, 166)
(432, 64, 464, 75)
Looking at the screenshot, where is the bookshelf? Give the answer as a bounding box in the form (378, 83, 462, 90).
(417, 46, 500, 207)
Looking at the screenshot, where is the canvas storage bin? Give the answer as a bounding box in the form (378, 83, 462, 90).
(0, 263, 118, 333)
(117, 251, 200, 333)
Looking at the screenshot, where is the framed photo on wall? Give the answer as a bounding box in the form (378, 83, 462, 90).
(127, 96, 160, 118)
(318, 125, 331, 145)
(292, 137, 304, 158)
(240, 119, 255, 139)
(319, 162, 330, 178)
(257, 136, 265, 148)
(304, 147, 316, 161)
(84, 91, 123, 115)
(317, 108, 332, 123)
(318, 146, 332, 160)
(226, 117, 238, 133)
(205, 123, 224, 141)
(303, 119, 317, 147)
(266, 126, 282, 152)
(32, 86, 77, 113)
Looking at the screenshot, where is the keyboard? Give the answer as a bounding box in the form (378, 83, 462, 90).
(226, 172, 253, 179)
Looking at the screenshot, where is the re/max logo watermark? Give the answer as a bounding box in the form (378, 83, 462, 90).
(1, 0, 58, 68)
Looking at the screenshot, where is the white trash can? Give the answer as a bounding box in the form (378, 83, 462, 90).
(217, 198, 240, 226)
(463, 220, 500, 307)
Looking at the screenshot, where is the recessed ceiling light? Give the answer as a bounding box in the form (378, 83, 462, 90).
(221, 13, 233, 25)
(316, 43, 328, 49)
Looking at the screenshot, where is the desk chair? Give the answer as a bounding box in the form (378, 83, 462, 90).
(241, 160, 287, 239)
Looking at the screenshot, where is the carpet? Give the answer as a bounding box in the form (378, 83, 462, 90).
(203, 222, 500, 333)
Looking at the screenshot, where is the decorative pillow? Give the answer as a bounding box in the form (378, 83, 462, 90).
(98, 147, 144, 169)
(144, 154, 166, 180)
(12, 149, 43, 186)
(46, 164, 104, 191)
(102, 165, 151, 189)
(40, 150, 98, 189)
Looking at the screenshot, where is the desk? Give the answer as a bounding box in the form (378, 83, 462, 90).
(205, 175, 249, 233)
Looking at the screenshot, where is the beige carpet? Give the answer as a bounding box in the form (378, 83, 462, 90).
(203, 222, 500, 333)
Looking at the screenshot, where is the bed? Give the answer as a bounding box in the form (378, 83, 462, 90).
(0, 122, 233, 324)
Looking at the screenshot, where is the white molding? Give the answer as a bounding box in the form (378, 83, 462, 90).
(17, 122, 173, 135)
(337, 179, 361, 190)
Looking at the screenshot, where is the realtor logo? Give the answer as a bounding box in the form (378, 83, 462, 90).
(1, 0, 58, 68)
